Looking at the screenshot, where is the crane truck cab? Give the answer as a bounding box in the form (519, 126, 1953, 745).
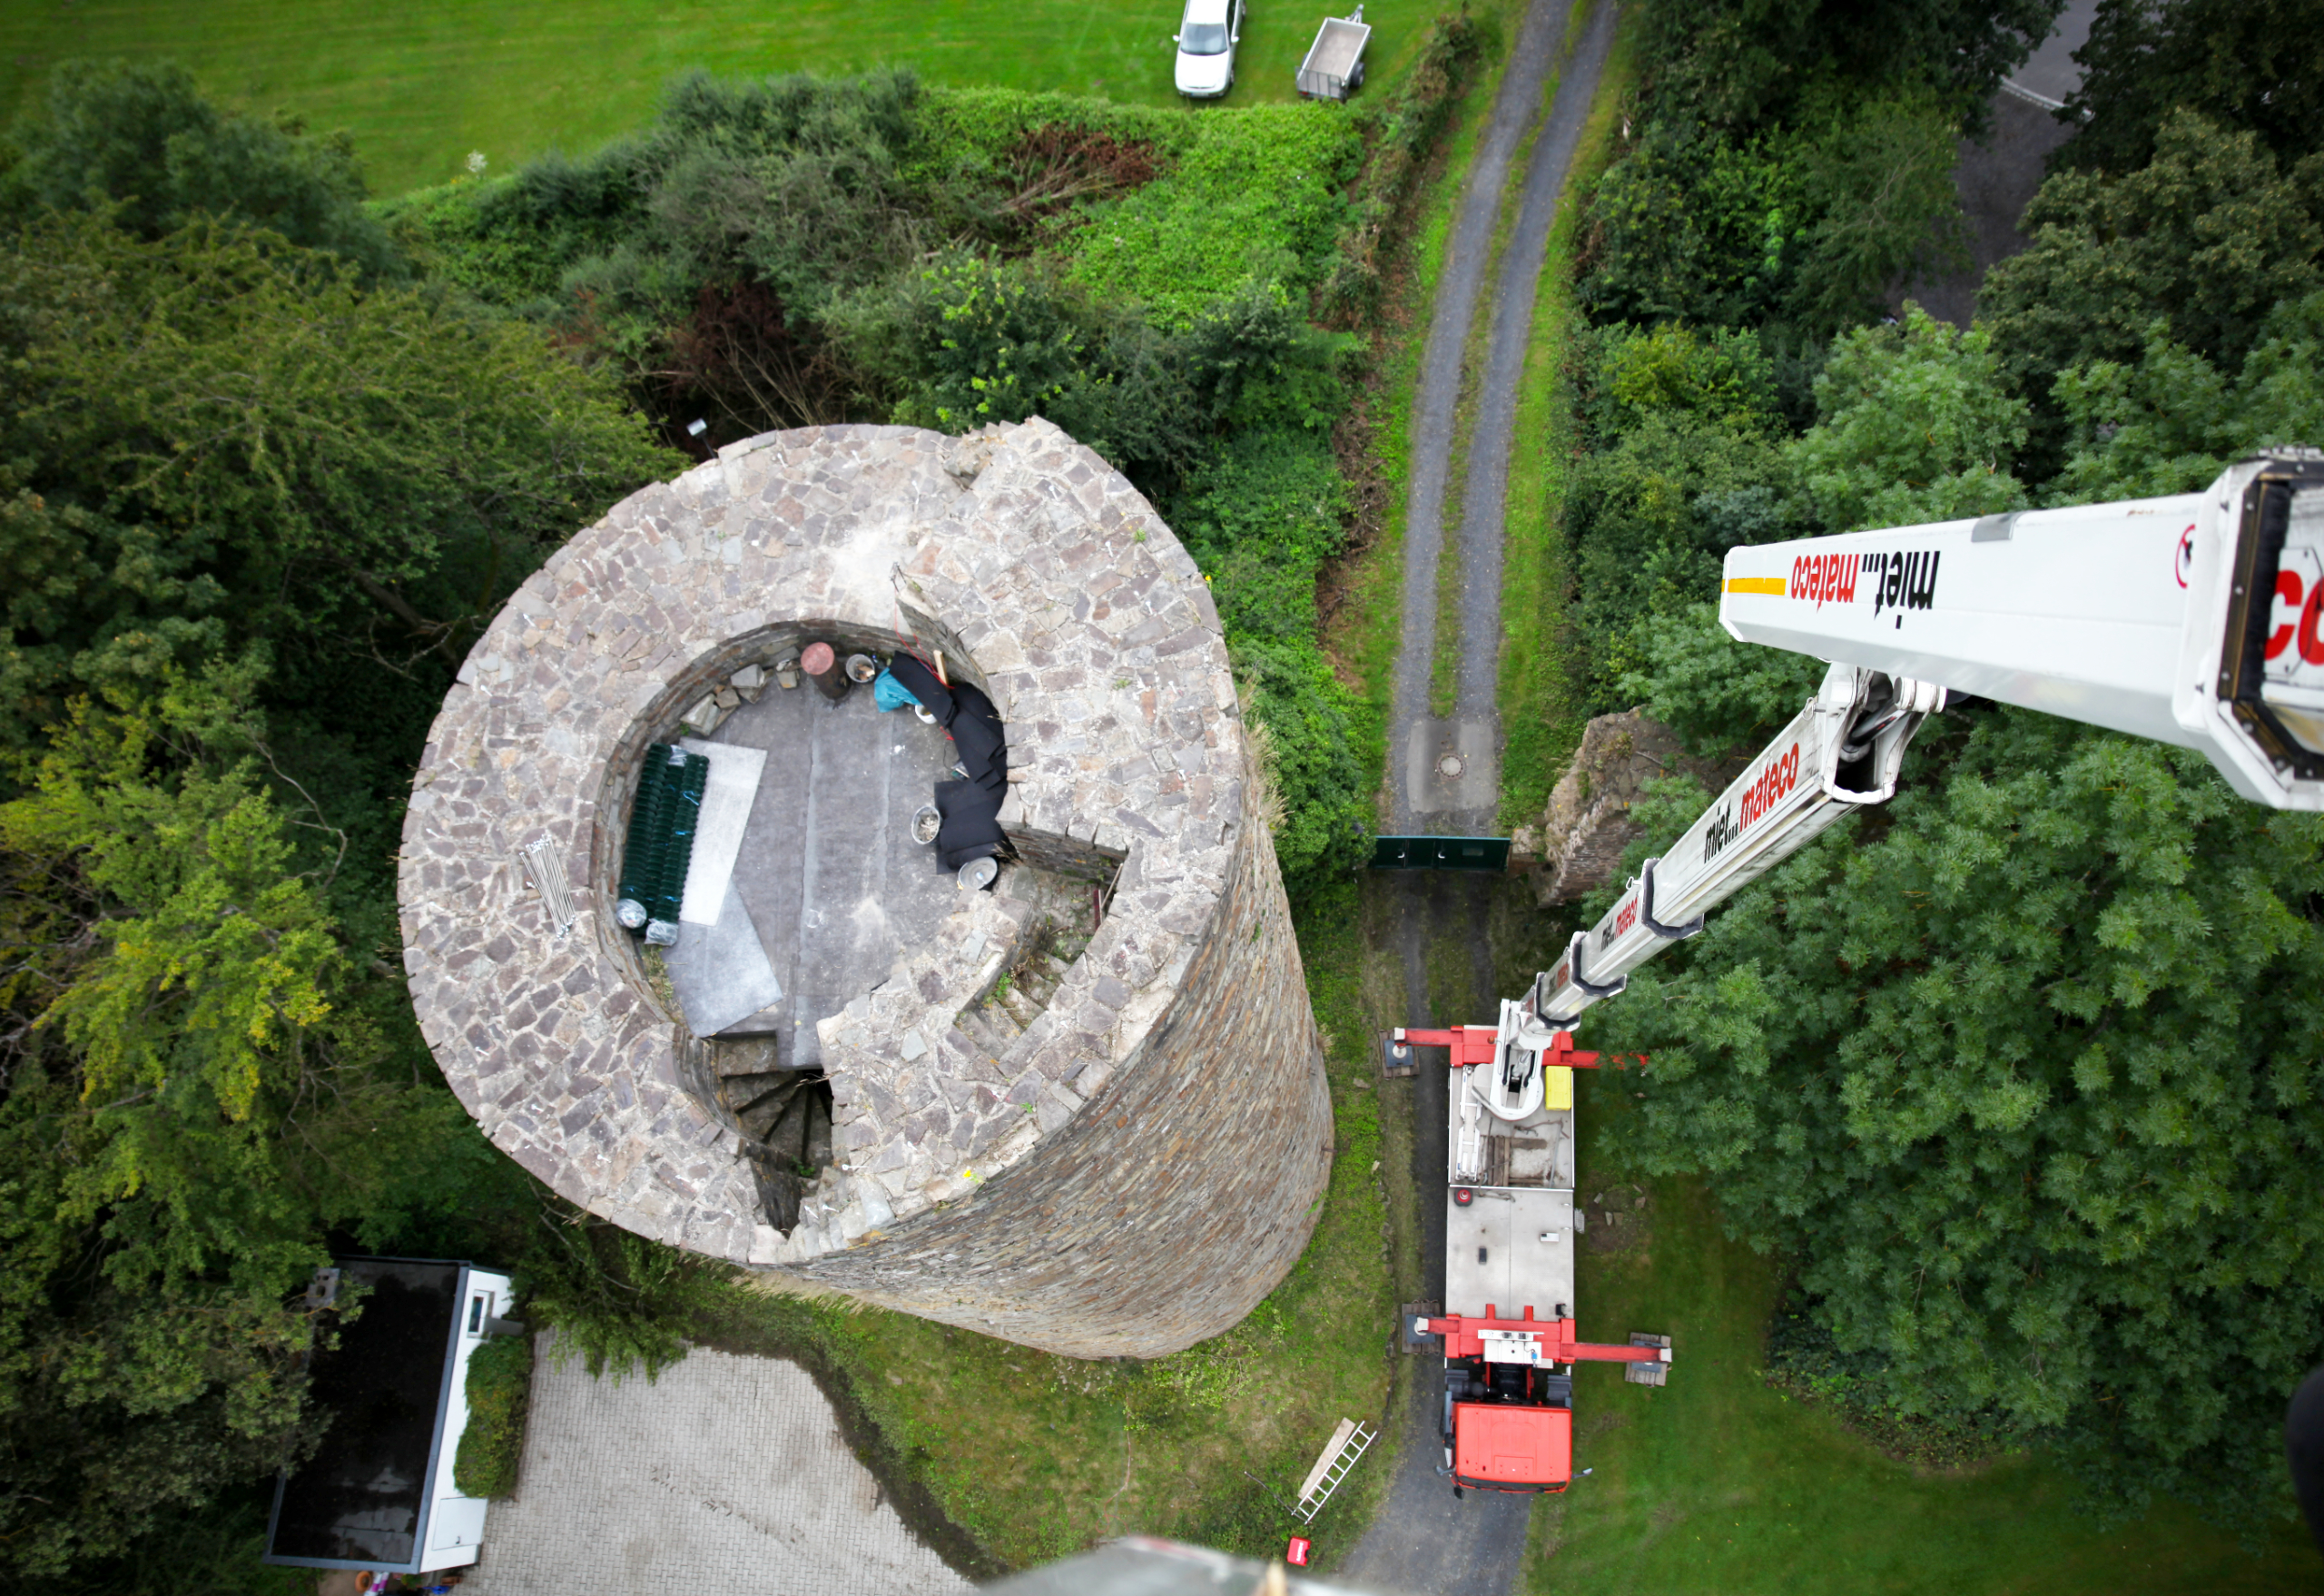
(1397, 1010, 1672, 1494)
(1439, 1309, 1576, 1493)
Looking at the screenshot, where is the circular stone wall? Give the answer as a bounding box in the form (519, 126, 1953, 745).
(398, 420, 1333, 1358)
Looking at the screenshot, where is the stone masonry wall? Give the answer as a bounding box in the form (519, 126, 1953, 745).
(398, 420, 1330, 1358)
(794, 754, 1332, 1355)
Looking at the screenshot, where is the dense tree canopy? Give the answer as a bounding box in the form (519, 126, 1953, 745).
(1636, 0, 2064, 129)
(1980, 109, 2324, 471)
(1572, 0, 2324, 1532)
(0, 213, 675, 757)
(0, 675, 455, 1576)
(2059, 0, 2324, 176)
(1589, 710, 2324, 1532)
(0, 59, 402, 279)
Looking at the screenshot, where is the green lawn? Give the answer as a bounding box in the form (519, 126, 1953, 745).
(1525, 1080, 2324, 1594)
(0, 0, 1451, 196)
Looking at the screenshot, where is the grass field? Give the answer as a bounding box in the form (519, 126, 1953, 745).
(1521, 1083, 2324, 1594)
(0, 0, 1452, 197)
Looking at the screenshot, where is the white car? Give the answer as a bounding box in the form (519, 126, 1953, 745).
(1174, 0, 1245, 98)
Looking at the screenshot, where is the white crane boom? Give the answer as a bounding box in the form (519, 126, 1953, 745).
(1529, 662, 1943, 1026)
(1720, 452, 2324, 811)
(1519, 453, 2324, 1033)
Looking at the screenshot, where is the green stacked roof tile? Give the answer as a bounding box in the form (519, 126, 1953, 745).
(619, 744, 708, 927)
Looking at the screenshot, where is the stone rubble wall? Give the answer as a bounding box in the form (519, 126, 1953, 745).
(1518, 710, 1739, 905)
(795, 755, 1333, 1357)
(398, 420, 1330, 1356)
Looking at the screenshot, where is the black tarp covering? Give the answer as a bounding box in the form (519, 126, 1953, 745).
(268, 1259, 458, 1567)
(889, 654, 1010, 874)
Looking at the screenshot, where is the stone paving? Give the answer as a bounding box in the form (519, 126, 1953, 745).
(465, 1343, 968, 1596)
(399, 419, 1333, 1355)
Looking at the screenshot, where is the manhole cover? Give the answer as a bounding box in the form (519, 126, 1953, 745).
(1436, 752, 1466, 780)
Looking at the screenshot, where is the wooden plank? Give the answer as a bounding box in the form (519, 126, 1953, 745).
(1297, 1418, 1360, 1503)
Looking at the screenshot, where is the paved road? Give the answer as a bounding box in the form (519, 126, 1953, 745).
(1344, 3, 1617, 1591)
(1388, 0, 1569, 833)
(466, 1343, 968, 1596)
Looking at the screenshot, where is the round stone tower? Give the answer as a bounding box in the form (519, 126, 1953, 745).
(397, 420, 1333, 1358)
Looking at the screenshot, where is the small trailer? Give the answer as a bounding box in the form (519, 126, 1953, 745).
(1296, 6, 1371, 99)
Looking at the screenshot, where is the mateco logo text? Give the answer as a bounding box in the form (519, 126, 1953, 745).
(1778, 549, 1942, 616)
(1865, 550, 1941, 616)
(1790, 551, 1856, 608)
(1703, 743, 1803, 863)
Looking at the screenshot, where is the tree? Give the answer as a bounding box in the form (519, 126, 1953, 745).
(2049, 290, 2324, 501)
(1585, 710, 2324, 1533)
(1635, 0, 2064, 130)
(0, 673, 480, 1577)
(1788, 303, 2030, 530)
(2058, 0, 2324, 177)
(1561, 324, 1794, 711)
(0, 212, 676, 756)
(1, 59, 402, 281)
(1620, 602, 1829, 757)
(1580, 90, 1967, 346)
(1978, 110, 2324, 469)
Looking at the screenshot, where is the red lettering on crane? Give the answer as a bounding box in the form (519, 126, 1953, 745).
(2303, 581, 2324, 667)
(1738, 744, 1801, 830)
(1612, 897, 1638, 938)
(1788, 551, 1859, 610)
(2269, 568, 2305, 660)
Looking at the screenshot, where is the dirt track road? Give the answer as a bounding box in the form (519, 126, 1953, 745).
(1344, 2, 1618, 1591)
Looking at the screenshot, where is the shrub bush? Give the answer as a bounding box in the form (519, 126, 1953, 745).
(453, 1335, 534, 1499)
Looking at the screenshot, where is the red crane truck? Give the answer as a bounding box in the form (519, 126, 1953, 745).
(1395, 1019, 1669, 1496)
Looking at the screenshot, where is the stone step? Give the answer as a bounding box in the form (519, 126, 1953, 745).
(720, 1070, 792, 1117)
(709, 1035, 782, 1079)
(739, 1079, 807, 1139)
(999, 984, 1044, 1030)
(757, 1091, 811, 1165)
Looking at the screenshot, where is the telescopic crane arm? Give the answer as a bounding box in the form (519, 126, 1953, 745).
(1512, 451, 2324, 1036)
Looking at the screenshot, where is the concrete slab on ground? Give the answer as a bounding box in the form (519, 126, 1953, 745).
(708, 680, 963, 1068)
(464, 1341, 970, 1596)
(1403, 718, 1501, 818)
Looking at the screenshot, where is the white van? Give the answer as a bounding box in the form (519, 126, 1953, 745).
(1174, 0, 1246, 97)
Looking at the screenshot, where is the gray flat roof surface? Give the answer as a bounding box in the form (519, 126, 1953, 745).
(704, 679, 966, 1069)
(1445, 1187, 1575, 1322)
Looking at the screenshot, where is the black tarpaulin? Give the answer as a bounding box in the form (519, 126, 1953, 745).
(890, 654, 1009, 875)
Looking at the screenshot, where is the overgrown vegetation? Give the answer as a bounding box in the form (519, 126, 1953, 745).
(0, 19, 1489, 1581)
(1550, 0, 2324, 1545)
(453, 1335, 535, 1499)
